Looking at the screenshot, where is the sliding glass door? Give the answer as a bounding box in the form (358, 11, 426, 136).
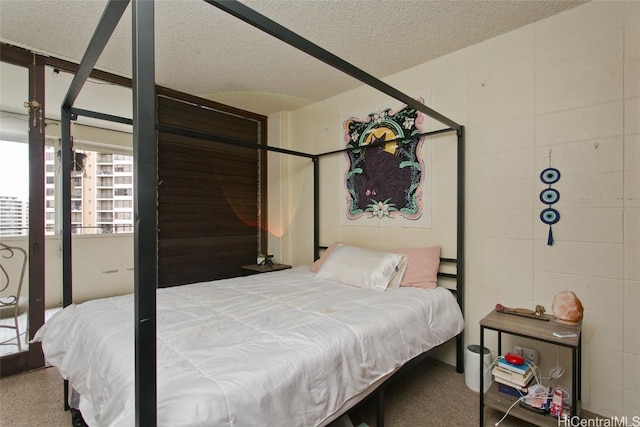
(0, 50, 46, 376)
(0, 135, 30, 356)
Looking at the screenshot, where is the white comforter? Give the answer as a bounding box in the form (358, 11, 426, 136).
(34, 266, 464, 427)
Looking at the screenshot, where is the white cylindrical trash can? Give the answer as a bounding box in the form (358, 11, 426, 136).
(465, 344, 492, 393)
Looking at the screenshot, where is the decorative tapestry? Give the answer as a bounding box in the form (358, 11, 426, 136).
(343, 100, 431, 228)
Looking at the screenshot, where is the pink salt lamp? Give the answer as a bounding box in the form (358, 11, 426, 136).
(552, 290, 584, 324)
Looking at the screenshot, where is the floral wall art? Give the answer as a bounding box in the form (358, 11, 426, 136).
(342, 100, 431, 228)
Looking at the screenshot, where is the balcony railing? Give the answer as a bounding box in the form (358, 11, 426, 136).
(1, 225, 134, 236)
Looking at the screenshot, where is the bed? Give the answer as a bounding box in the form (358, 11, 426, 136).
(52, 1, 466, 426)
(36, 251, 463, 426)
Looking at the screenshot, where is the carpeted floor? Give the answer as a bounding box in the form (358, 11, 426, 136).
(0, 358, 594, 426)
(347, 358, 536, 427)
(0, 365, 71, 426)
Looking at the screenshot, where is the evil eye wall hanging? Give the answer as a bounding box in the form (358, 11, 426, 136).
(540, 164, 560, 246)
(540, 208, 560, 225)
(540, 188, 560, 205)
(540, 167, 561, 185)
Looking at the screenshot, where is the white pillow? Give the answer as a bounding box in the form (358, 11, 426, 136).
(314, 244, 408, 291)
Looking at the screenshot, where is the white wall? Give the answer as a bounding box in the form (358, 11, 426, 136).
(3, 234, 134, 308)
(268, 1, 639, 418)
(45, 234, 134, 306)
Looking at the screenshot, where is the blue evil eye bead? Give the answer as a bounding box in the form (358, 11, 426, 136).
(540, 167, 561, 184)
(540, 208, 560, 225)
(540, 188, 560, 205)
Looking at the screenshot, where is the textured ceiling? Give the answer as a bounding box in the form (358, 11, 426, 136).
(0, 0, 587, 116)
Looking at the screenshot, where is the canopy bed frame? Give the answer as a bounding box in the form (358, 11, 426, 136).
(57, 0, 466, 425)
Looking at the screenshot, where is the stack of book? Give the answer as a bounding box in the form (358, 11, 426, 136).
(491, 357, 534, 398)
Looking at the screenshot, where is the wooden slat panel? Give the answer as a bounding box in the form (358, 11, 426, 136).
(160, 264, 254, 287)
(159, 169, 257, 187)
(159, 199, 257, 211)
(159, 157, 257, 178)
(157, 96, 260, 288)
(159, 208, 257, 221)
(158, 96, 258, 132)
(158, 194, 257, 207)
(158, 96, 258, 143)
(158, 234, 257, 250)
(159, 227, 256, 240)
(159, 162, 257, 181)
(158, 108, 257, 143)
(159, 247, 252, 266)
(157, 87, 266, 122)
(159, 136, 257, 161)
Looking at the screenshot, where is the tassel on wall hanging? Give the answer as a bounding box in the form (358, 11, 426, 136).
(540, 153, 560, 246)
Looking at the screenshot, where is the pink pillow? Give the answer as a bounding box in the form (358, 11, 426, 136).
(394, 246, 441, 289)
(310, 242, 342, 273)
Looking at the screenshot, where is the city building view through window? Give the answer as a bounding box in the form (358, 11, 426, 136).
(0, 140, 134, 237)
(0, 140, 28, 237)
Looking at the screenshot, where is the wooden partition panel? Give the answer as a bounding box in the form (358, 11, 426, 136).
(157, 96, 260, 287)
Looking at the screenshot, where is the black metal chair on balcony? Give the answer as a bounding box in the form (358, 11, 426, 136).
(0, 243, 28, 352)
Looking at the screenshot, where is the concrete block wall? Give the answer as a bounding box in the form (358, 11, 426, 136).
(269, 1, 639, 417)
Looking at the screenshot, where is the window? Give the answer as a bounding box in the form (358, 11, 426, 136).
(97, 177, 113, 187)
(114, 200, 132, 209)
(114, 164, 132, 173)
(97, 188, 112, 198)
(97, 153, 113, 163)
(0, 141, 29, 237)
(97, 212, 113, 222)
(97, 200, 113, 210)
(114, 176, 132, 185)
(115, 212, 132, 220)
(41, 146, 134, 235)
(97, 165, 113, 175)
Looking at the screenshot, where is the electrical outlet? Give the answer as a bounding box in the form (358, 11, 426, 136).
(513, 345, 539, 365)
(522, 348, 539, 365)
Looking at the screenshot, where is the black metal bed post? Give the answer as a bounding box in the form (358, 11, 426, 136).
(70, 108, 133, 126)
(318, 127, 456, 158)
(132, 0, 157, 425)
(154, 124, 316, 159)
(62, 1, 130, 108)
(456, 126, 466, 374)
(59, 0, 130, 412)
(313, 156, 320, 261)
(60, 106, 72, 410)
(376, 389, 385, 427)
